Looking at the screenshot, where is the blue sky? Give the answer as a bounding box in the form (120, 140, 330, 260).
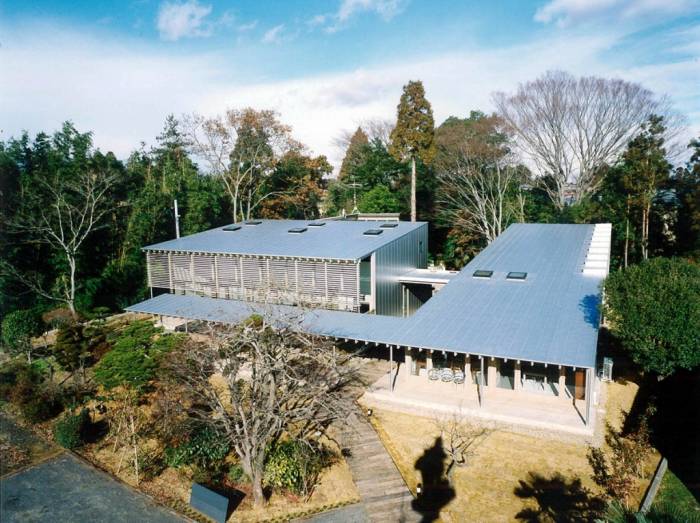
(1, 0, 698, 167)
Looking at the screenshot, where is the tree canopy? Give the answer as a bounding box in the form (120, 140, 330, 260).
(390, 80, 436, 221)
(603, 257, 700, 376)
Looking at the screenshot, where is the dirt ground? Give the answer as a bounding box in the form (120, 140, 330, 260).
(367, 378, 658, 522)
(80, 419, 360, 523)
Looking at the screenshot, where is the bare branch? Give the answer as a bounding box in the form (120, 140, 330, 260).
(163, 309, 361, 507)
(493, 71, 686, 208)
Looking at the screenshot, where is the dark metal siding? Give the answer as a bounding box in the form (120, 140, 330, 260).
(374, 224, 428, 316)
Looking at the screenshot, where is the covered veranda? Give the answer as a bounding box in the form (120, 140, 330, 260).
(362, 346, 596, 437)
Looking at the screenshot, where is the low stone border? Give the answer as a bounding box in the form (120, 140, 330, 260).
(639, 456, 667, 514)
(167, 496, 362, 523)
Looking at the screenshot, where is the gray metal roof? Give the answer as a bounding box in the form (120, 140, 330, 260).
(128, 223, 605, 368)
(142, 219, 427, 261)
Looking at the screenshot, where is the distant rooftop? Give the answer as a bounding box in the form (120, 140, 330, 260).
(143, 219, 426, 261)
(129, 223, 610, 368)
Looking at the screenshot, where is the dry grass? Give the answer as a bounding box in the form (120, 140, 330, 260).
(79, 407, 359, 523)
(367, 378, 658, 522)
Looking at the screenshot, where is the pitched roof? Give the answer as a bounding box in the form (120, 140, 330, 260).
(143, 219, 426, 261)
(128, 223, 609, 368)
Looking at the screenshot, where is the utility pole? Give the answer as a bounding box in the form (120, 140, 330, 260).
(174, 199, 181, 239)
(348, 175, 362, 215)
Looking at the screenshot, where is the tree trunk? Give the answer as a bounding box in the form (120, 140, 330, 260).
(624, 198, 630, 268)
(410, 156, 417, 222)
(641, 204, 650, 260)
(251, 469, 265, 508)
(68, 256, 77, 314)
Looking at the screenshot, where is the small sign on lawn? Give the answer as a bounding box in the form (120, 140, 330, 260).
(190, 483, 229, 523)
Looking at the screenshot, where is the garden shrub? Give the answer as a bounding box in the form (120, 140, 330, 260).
(1, 309, 43, 360)
(4, 363, 61, 421)
(165, 426, 230, 471)
(94, 320, 182, 391)
(227, 463, 247, 483)
(263, 440, 332, 496)
(42, 308, 76, 330)
(54, 409, 90, 449)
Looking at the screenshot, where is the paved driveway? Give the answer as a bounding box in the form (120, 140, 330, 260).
(1, 453, 186, 523)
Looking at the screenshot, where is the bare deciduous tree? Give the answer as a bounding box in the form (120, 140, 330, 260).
(437, 154, 523, 244)
(183, 108, 300, 222)
(3, 170, 117, 313)
(434, 414, 490, 482)
(109, 387, 148, 485)
(493, 71, 682, 209)
(164, 311, 360, 507)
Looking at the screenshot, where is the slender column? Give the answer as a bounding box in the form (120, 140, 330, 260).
(479, 356, 485, 406)
(514, 361, 521, 391)
(585, 368, 594, 426)
(558, 366, 567, 400)
(405, 348, 413, 377)
(167, 252, 173, 292)
(426, 350, 433, 371)
(214, 256, 219, 298)
(190, 253, 195, 291)
(464, 355, 471, 381)
(389, 345, 394, 392)
(487, 357, 497, 388)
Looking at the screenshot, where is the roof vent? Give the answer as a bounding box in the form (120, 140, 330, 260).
(244, 220, 262, 225)
(473, 270, 493, 279)
(308, 222, 326, 227)
(288, 227, 307, 234)
(380, 222, 398, 228)
(222, 225, 241, 232)
(363, 229, 384, 236)
(506, 271, 527, 281)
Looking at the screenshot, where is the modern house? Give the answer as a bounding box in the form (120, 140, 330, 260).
(127, 217, 612, 436)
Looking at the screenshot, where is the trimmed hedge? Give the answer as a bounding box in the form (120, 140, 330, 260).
(54, 409, 91, 449)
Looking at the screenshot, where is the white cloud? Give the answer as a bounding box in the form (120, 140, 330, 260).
(157, 0, 213, 41)
(237, 20, 258, 32)
(337, 0, 405, 22)
(262, 24, 284, 44)
(314, 0, 407, 33)
(1, 22, 697, 173)
(534, 0, 698, 26)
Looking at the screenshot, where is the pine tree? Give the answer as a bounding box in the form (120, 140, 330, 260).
(338, 127, 369, 181)
(389, 80, 436, 221)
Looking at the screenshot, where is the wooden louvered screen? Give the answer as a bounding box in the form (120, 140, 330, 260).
(147, 251, 360, 312)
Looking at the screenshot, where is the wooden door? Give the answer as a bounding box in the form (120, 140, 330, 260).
(574, 370, 585, 400)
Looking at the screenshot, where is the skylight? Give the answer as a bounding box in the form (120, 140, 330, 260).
(288, 227, 307, 234)
(506, 271, 527, 280)
(308, 222, 326, 227)
(363, 229, 384, 236)
(244, 220, 262, 225)
(380, 222, 398, 228)
(472, 270, 493, 278)
(222, 225, 241, 232)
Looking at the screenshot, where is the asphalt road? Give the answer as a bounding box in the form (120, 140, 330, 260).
(1, 453, 186, 523)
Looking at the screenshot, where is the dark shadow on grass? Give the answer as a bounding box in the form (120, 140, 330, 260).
(514, 472, 606, 522)
(200, 482, 246, 518)
(624, 368, 700, 502)
(412, 436, 455, 522)
(82, 419, 109, 444)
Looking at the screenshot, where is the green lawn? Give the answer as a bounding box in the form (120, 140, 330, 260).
(653, 469, 700, 516)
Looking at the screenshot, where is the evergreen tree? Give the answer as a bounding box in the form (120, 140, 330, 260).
(673, 137, 700, 257)
(621, 115, 670, 260)
(338, 127, 369, 181)
(389, 80, 436, 221)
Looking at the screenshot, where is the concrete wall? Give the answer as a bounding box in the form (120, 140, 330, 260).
(373, 223, 428, 316)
